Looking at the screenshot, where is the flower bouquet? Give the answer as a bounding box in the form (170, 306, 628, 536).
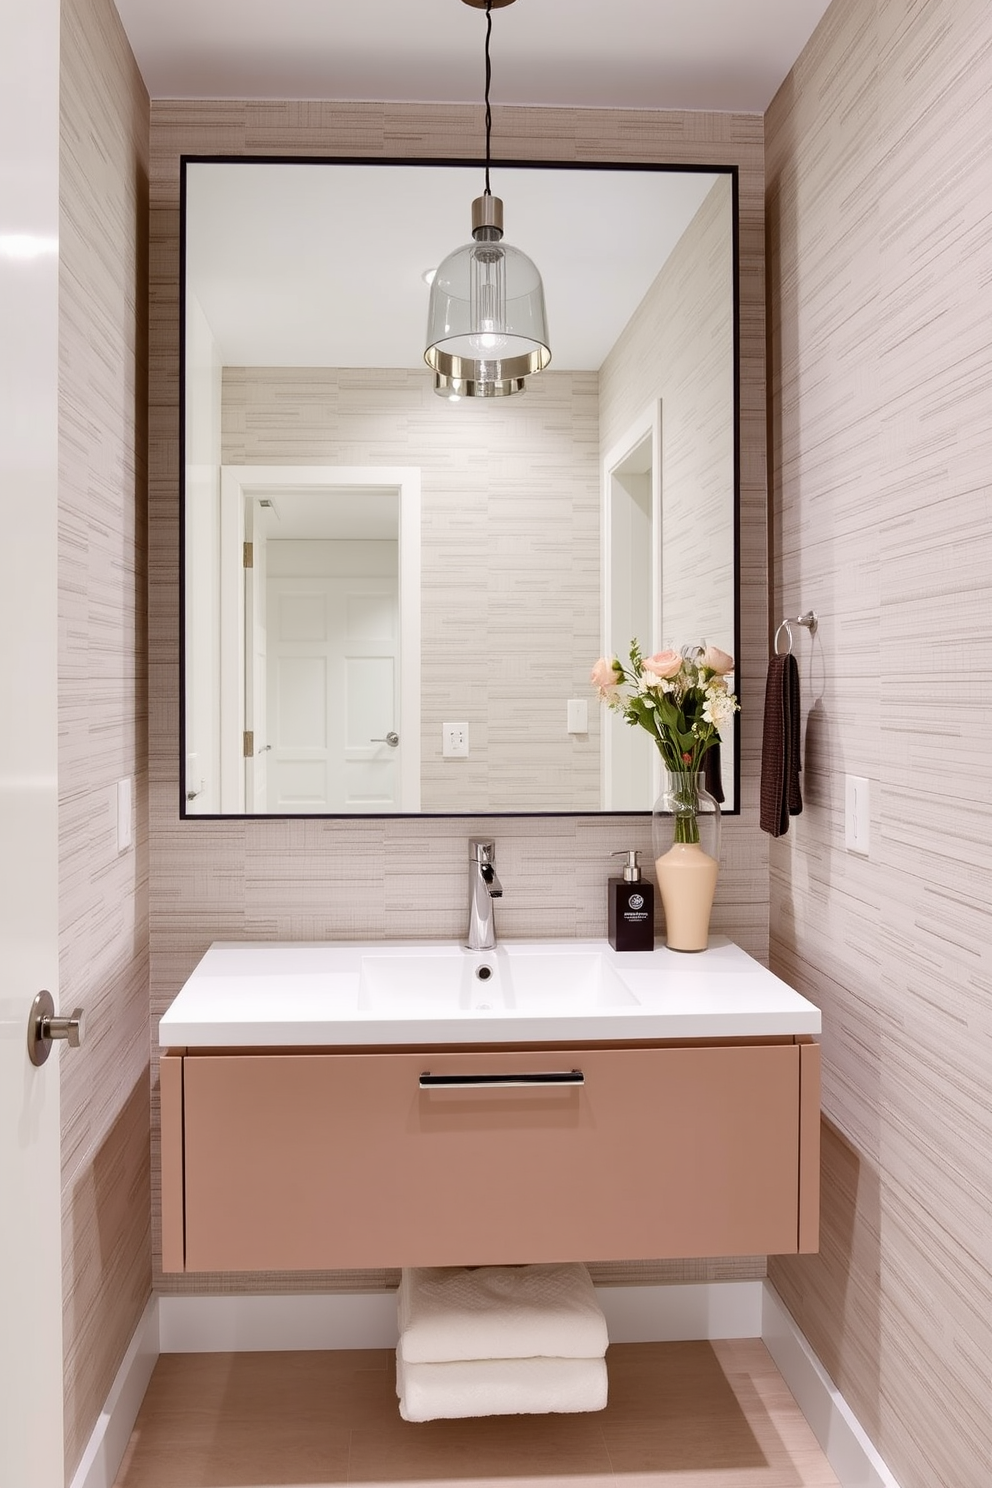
(592, 641, 739, 951)
(591, 641, 738, 839)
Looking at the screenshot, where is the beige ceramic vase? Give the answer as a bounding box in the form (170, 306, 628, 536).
(652, 771, 721, 952)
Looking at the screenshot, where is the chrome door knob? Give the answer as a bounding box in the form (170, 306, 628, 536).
(27, 990, 86, 1067)
(371, 731, 400, 747)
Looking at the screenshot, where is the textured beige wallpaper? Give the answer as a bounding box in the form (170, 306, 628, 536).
(765, 1, 992, 1485)
(149, 100, 769, 1295)
(59, 0, 150, 1477)
(600, 174, 736, 653)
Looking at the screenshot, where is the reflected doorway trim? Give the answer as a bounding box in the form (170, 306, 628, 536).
(601, 402, 663, 811)
(217, 465, 422, 812)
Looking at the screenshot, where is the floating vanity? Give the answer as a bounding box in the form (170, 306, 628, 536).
(159, 938, 821, 1274)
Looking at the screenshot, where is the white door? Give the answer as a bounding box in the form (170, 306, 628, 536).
(1, 1, 66, 1481)
(266, 572, 400, 811)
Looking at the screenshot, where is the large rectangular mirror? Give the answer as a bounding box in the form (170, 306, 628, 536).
(182, 158, 739, 817)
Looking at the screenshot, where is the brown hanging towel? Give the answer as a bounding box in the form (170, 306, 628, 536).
(760, 652, 803, 836)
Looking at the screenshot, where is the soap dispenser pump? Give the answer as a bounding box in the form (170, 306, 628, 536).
(608, 849, 654, 951)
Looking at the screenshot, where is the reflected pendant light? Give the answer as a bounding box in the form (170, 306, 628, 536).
(425, 0, 551, 398)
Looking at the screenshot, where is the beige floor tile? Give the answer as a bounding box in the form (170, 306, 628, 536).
(599, 1340, 751, 1423)
(710, 1337, 786, 1378)
(348, 1409, 615, 1483)
(600, 1416, 769, 1476)
(114, 1423, 353, 1487)
(113, 1341, 840, 1488)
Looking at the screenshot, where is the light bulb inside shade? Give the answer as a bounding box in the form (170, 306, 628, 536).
(470, 328, 508, 353)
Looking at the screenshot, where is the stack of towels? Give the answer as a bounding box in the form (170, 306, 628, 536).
(396, 1263, 609, 1423)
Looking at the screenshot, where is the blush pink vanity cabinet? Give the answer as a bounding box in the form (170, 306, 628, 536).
(156, 946, 820, 1273)
(158, 940, 821, 1274)
(161, 1038, 819, 1273)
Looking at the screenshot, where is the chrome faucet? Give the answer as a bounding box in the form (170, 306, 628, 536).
(466, 838, 503, 950)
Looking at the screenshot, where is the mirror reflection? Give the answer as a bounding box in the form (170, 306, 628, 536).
(182, 159, 738, 816)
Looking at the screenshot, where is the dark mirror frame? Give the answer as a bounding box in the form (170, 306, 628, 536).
(179, 155, 741, 821)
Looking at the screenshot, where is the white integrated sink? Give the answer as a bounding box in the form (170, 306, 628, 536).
(158, 937, 823, 1047)
(357, 946, 640, 1014)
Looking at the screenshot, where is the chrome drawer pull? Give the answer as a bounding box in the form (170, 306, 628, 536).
(419, 1069, 584, 1089)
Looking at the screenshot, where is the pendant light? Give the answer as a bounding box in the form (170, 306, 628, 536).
(425, 0, 551, 398)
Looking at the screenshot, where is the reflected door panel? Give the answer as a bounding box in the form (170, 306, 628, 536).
(267, 574, 399, 812)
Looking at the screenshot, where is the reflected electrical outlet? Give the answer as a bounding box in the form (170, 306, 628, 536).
(443, 722, 469, 758)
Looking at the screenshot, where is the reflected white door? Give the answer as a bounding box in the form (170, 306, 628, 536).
(266, 573, 400, 811)
(1, 0, 65, 1478)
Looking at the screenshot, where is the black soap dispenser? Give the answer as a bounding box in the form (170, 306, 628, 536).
(608, 849, 654, 951)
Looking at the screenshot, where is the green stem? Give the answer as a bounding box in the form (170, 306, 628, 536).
(673, 812, 701, 845)
(668, 770, 701, 845)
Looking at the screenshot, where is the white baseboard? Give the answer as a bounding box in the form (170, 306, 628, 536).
(157, 1278, 764, 1352)
(761, 1281, 902, 1488)
(596, 1279, 763, 1342)
(68, 1296, 159, 1488)
(158, 1289, 401, 1351)
(71, 1279, 899, 1488)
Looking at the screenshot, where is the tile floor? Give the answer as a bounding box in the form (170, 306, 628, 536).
(112, 1339, 840, 1487)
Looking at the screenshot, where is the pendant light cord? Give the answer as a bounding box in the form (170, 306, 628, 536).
(483, 0, 493, 196)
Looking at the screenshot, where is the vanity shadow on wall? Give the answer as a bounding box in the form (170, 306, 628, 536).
(180, 157, 741, 820)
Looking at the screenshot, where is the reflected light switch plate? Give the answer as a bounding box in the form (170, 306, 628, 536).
(567, 698, 588, 734)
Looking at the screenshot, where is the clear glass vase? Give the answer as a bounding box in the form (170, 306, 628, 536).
(652, 771, 721, 952)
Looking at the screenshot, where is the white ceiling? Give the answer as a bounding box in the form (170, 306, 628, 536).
(150, 1, 833, 373)
(114, 0, 832, 115)
(185, 161, 720, 370)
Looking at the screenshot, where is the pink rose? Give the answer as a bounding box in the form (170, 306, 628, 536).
(642, 649, 682, 680)
(590, 656, 619, 689)
(700, 645, 734, 675)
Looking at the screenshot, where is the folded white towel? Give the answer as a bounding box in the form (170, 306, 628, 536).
(396, 1354, 608, 1422)
(397, 1264, 608, 1364)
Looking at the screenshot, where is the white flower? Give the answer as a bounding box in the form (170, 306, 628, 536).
(702, 690, 738, 727)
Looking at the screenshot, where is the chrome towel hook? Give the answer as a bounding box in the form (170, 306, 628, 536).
(774, 610, 818, 655)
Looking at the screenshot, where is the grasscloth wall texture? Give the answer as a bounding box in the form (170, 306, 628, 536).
(149, 101, 768, 1295)
(600, 174, 736, 657)
(765, 1, 992, 1485)
(59, 0, 150, 1478)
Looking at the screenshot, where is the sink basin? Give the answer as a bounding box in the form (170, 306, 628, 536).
(358, 947, 639, 1015)
(158, 937, 824, 1047)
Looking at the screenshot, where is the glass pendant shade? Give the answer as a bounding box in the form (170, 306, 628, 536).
(425, 195, 551, 394)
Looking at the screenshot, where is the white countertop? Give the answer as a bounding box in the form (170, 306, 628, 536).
(159, 937, 821, 1048)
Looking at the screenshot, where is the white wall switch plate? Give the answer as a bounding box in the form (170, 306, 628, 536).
(116, 777, 133, 853)
(844, 774, 870, 855)
(442, 721, 469, 758)
(566, 698, 588, 734)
